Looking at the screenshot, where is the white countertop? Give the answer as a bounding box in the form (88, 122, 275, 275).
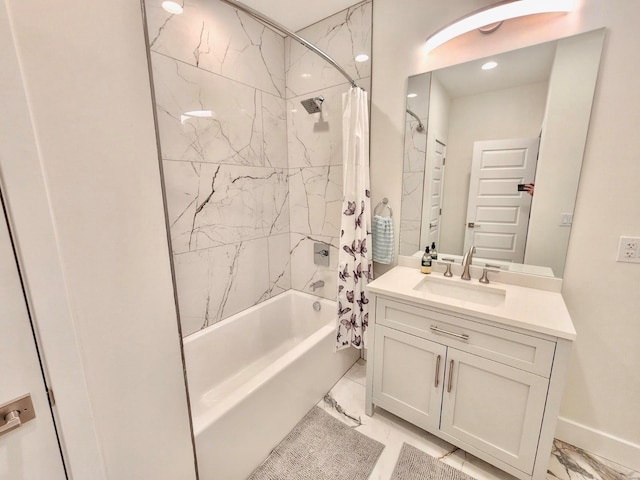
(366, 266, 576, 340)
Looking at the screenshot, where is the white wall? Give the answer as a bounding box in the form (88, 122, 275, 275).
(525, 30, 605, 278)
(371, 0, 640, 469)
(2, 0, 197, 478)
(440, 81, 548, 255)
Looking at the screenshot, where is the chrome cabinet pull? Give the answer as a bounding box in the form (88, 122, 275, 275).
(434, 355, 441, 388)
(447, 360, 454, 393)
(430, 325, 469, 341)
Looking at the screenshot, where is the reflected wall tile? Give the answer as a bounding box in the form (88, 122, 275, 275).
(289, 166, 342, 237)
(399, 220, 421, 257)
(261, 92, 288, 168)
(175, 238, 271, 337)
(163, 160, 201, 254)
(404, 119, 427, 173)
(401, 171, 426, 223)
(290, 233, 338, 301)
(146, 0, 285, 97)
(285, 1, 372, 97)
(287, 78, 370, 168)
(152, 52, 262, 166)
(192, 164, 289, 249)
(267, 233, 291, 298)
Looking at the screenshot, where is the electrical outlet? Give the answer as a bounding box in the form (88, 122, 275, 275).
(617, 236, 640, 263)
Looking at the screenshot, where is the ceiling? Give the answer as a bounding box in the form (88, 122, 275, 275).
(239, 0, 359, 32)
(433, 40, 557, 98)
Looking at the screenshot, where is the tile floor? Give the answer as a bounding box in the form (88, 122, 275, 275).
(316, 360, 639, 480)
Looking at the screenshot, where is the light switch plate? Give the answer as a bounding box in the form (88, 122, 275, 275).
(616, 236, 640, 263)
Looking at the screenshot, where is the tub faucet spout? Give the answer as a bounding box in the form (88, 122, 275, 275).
(461, 245, 476, 280)
(310, 280, 325, 292)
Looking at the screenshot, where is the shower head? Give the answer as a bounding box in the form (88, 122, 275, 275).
(300, 96, 324, 114)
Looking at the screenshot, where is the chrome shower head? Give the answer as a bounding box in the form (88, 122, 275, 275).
(300, 96, 324, 114)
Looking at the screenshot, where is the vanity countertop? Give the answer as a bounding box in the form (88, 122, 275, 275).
(366, 266, 576, 340)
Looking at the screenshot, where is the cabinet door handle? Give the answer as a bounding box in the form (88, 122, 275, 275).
(447, 359, 454, 393)
(430, 325, 469, 342)
(434, 355, 441, 388)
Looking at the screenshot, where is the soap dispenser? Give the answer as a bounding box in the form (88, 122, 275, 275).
(421, 246, 432, 274)
(430, 242, 438, 261)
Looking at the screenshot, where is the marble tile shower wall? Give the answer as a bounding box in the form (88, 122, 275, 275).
(285, 0, 372, 301)
(399, 77, 430, 256)
(146, 0, 372, 336)
(146, 0, 290, 337)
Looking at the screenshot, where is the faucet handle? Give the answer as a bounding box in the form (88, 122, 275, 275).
(479, 268, 499, 284)
(437, 260, 454, 277)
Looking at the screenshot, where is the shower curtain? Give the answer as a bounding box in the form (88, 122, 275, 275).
(336, 86, 372, 351)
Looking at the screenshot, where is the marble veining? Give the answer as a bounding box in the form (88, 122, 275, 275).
(285, 0, 372, 98)
(146, 0, 285, 97)
(288, 166, 342, 237)
(318, 361, 639, 480)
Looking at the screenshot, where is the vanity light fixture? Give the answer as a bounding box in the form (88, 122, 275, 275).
(482, 61, 498, 70)
(407, 93, 418, 98)
(162, 1, 184, 14)
(424, 0, 576, 54)
(355, 54, 370, 63)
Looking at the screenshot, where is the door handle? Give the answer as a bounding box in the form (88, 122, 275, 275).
(0, 411, 21, 436)
(434, 354, 441, 388)
(467, 222, 480, 228)
(0, 394, 36, 438)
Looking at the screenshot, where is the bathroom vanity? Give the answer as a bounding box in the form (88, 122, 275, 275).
(365, 266, 576, 480)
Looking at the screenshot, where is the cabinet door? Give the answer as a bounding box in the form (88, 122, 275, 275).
(440, 349, 548, 474)
(372, 325, 446, 431)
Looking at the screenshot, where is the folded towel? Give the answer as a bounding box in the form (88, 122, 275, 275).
(372, 215, 394, 264)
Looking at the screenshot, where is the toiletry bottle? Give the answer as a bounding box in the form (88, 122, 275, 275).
(421, 246, 432, 274)
(430, 242, 438, 261)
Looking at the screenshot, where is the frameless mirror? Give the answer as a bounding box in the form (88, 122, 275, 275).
(399, 29, 605, 278)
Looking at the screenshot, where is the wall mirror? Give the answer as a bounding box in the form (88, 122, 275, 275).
(399, 28, 605, 278)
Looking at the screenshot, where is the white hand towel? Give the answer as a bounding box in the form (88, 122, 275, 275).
(372, 215, 394, 264)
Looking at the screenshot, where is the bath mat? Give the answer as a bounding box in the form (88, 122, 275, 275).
(390, 443, 476, 480)
(248, 406, 384, 480)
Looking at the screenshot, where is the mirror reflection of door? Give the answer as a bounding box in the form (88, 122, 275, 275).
(422, 140, 446, 248)
(463, 137, 540, 263)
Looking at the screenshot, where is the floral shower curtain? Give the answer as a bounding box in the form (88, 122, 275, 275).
(336, 86, 372, 351)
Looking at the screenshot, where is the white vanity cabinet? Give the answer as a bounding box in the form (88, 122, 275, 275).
(365, 270, 575, 480)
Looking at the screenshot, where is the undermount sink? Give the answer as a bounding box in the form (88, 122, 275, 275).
(413, 275, 507, 307)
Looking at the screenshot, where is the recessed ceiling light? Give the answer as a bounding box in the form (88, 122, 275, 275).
(407, 93, 418, 98)
(301, 73, 312, 79)
(162, 1, 183, 15)
(355, 54, 370, 63)
(482, 61, 498, 70)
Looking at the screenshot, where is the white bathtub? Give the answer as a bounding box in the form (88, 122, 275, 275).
(184, 290, 359, 480)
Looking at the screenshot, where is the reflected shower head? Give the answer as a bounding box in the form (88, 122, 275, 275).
(300, 96, 324, 114)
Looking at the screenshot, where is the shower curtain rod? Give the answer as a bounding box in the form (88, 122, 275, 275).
(216, 0, 360, 88)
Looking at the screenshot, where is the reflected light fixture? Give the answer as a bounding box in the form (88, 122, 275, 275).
(355, 54, 370, 63)
(162, 1, 184, 15)
(407, 93, 418, 98)
(482, 61, 498, 70)
(181, 110, 213, 124)
(425, 0, 576, 54)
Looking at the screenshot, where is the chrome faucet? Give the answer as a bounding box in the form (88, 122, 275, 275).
(461, 245, 476, 280)
(310, 280, 325, 292)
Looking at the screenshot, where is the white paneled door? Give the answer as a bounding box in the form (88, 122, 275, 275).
(464, 138, 539, 263)
(423, 140, 446, 248)
(0, 195, 67, 479)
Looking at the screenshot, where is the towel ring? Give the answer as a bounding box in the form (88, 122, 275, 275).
(374, 198, 393, 217)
